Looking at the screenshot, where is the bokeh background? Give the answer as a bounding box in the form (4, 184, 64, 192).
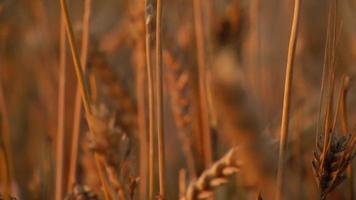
(0, 0, 355, 199)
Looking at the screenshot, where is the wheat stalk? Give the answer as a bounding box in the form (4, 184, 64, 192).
(68, 0, 92, 191)
(275, 0, 301, 199)
(129, 3, 148, 197)
(155, 0, 165, 198)
(144, 0, 156, 199)
(0, 140, 10, 200)
(339, 76, 354, 200)
(55, 13, 67, 200)
(185, 147, 241, 200)
(192, 0, 212, 168)
(179, 169, 187, 199)
(59, 0, 116, 199)
(0, 77, 12, 200)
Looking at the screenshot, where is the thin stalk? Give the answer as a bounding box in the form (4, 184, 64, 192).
(155, 0, 165, 198)
(134, 29, 148, 198)
(178, 169, 187, 199)
(332, 76, 347, 132)
(59, 0, 114, 199)
(340, 76, 350, 134)
(275, 0, 301, 200)
(0, 79, 12, 200)
(192, 0, 212, 167)
(0, 141, 10, 200)
(67, 0, 92, 191)
(55, 15, 67, 200)
(339, 75, 353, 200)
(144, 1, 155, 198)
(59, 0, 90, 114)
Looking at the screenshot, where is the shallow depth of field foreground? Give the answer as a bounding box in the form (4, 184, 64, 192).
(0, 0, 355, 199)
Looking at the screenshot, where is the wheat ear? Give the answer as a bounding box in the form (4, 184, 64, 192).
(164, 51, 197, 178)
(185, 147, 241, 200)
(311, 2, 356, 199)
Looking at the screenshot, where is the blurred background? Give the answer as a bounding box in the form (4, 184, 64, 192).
(0, 0, 355, 199)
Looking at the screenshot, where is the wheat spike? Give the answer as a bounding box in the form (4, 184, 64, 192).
(89, 51, 137, 134)
(65, 184, 99, 200)
(313, 127, 356, 200)
(185, 147, 241, 200)
(164, 50, 197, 178)
(86, 104, 134, 200)
(312, 1, 356, 199)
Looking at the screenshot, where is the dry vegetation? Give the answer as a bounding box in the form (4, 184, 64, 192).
(0, 0, 355, 199)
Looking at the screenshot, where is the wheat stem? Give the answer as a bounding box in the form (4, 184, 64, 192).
(340, 76, 350, 134)
(67, 0, 92, 191)
(144, 1, 155, 198)
(133, 25, 148, 199)
(179, 169, 187, 199)
(155, 0, 165, 198)
(59, 0, 114, 199)
(0, 141, 10, 200)
(339, 75, 353, 200)
(55, 14, 67, 200)
(192, 0, 212, 168)
(59, 0, 91, 114)
(275, 0, 301, 199)
(0, 74, 12, 200)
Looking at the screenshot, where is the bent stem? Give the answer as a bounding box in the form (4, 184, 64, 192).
(275, 0, 301, 200)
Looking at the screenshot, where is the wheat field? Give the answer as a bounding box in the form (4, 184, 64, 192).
(0, 0, 355, 199)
